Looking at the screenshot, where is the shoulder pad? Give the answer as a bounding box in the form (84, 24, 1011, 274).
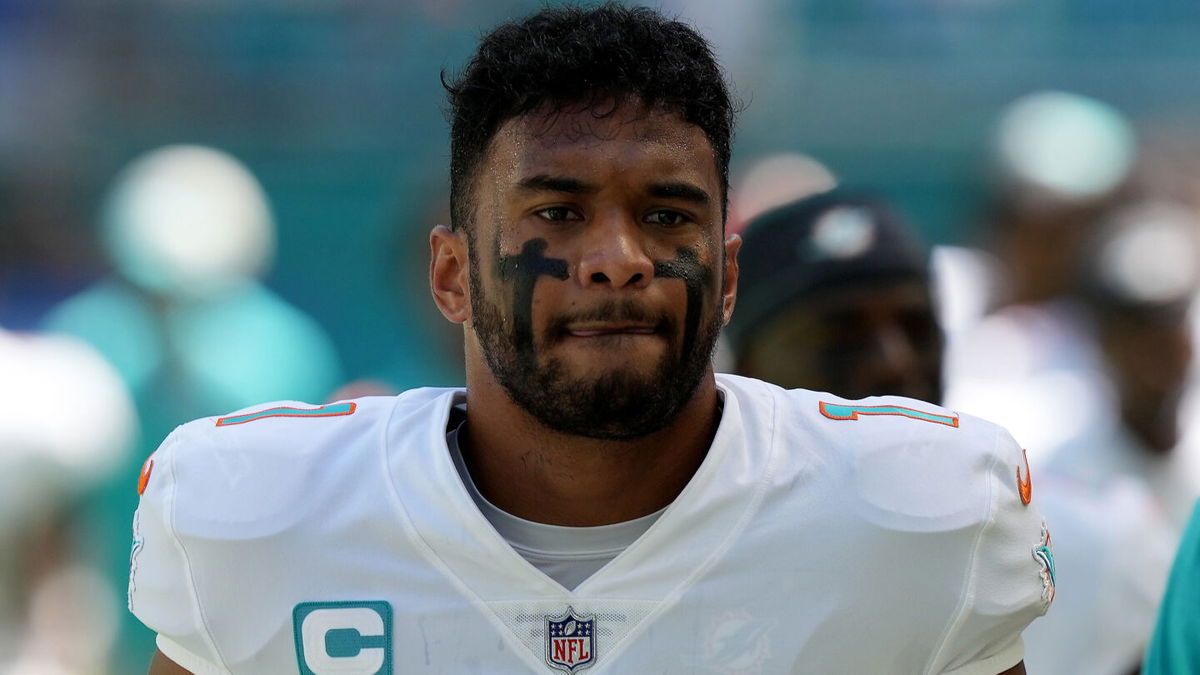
(793, 390, 1016, 533)
(162, 396, 398, 539)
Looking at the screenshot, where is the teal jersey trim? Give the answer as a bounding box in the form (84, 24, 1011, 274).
(216, 402, 356, 427)
(819, 401, 959, 427)
(1144, 499, 1200, 675)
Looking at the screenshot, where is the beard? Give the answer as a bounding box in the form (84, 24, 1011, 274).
(469, 256, 722, 441)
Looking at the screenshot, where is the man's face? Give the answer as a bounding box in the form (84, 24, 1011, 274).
(462, 100, 736, 439)
(737, 281, 943, 403)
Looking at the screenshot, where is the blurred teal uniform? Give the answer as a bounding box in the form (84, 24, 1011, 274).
(44, 278, 344, 674)
(1144, 500, 1200, 674)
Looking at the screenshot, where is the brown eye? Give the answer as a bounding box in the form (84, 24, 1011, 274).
(536, 206, 582, 222)
(645, 210, 689, 226)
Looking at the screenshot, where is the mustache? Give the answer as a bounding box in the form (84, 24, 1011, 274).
(544, 301, 674, 337)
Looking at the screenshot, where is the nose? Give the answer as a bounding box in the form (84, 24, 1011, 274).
(576, 211, 655, 289)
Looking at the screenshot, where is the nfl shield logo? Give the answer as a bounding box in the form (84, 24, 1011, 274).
(545, 606, 597, 673)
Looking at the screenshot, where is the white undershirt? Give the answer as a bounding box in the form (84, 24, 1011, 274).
(446, 416, 664, 590)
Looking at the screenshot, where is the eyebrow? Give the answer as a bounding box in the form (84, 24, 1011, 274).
(647, 181, 711, 206)
(517, 175, 597, 195)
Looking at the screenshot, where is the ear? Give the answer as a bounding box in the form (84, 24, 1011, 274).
(430, 225, 471, 324)
(720, 233, 741, 326)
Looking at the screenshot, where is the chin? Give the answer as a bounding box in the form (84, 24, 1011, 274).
(509, 353, 703, 441)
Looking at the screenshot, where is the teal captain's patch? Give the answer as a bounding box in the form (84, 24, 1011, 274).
(294, 601, 392, 675)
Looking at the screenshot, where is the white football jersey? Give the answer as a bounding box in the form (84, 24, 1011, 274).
(129, 374, 1052, 674)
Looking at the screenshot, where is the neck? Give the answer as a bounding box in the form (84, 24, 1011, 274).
(459, 370, 721, 527)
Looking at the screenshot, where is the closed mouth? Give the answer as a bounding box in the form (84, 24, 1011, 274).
(566, 324, 659, 338)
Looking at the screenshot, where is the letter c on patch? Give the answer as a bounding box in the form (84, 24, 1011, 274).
(294, 601, 392, 675)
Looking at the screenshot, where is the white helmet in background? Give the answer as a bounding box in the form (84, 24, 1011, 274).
(102, 144, 275, 299)
(994, 90, 1136, 202)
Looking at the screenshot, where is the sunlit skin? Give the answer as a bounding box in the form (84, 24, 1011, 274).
(736, 281, 943, 403)
(429, 100, 740, 527)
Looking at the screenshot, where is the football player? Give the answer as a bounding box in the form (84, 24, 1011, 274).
(132, 5, 1050, 673)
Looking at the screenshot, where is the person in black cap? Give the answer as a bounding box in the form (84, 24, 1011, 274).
(728, 190, 943, 403)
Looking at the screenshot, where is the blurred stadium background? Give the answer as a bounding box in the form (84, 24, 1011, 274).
(4, 1, 1200, 673)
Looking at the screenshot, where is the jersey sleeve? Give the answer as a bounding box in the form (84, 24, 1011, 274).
(930, 425, 1054, 675)
(129, 425, 230, 675)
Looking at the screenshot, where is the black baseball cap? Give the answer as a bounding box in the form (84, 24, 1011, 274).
(727, 190, 930, 351)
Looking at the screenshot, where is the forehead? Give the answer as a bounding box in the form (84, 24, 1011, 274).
(505, 100, 705, 146)
(481, 101, 719, 193)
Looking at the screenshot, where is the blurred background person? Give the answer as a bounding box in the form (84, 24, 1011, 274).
(936, 88, 1200, 673)
(45, 144, 344, 424)
(39, 144, 346, 672)
(942, 90, 1137, 459)
(1021, 202, 1200, 675)
(727, 189, 943, 404)
(0, 320, 136, 673)
(1067, 202, 1200, 525)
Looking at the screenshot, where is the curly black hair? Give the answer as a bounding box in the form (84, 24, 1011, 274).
(443, 3, 736, 232)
